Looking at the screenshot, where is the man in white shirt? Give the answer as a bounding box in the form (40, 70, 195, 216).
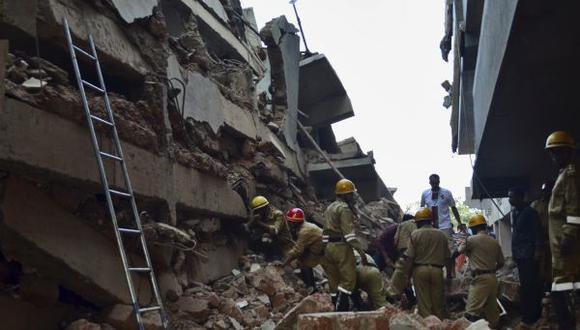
(420, 174, 462, 278)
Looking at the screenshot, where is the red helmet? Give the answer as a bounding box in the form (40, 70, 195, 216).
(286, 208, 305, 223)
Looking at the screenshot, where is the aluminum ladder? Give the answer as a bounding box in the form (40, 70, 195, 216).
(63, 19, 169, 330)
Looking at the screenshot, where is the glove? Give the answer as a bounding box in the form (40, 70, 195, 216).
(560, 238, 573, 256)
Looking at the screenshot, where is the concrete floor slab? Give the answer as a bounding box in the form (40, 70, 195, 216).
(110, 0, 158, 24)
(0, 177, 152, 305)
(0, 98, 247, 220)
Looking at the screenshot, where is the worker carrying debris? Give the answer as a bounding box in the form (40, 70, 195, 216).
(278, 207, 324, 293)
(545, 131, 580, 330)
(248, 196, 294, 259)
(352, 251, 388, 310)
(459, 214, 505, 328)
(404, 207, 450, 319)
(382, 214, 417, 305)
(321, 179, 367, 311)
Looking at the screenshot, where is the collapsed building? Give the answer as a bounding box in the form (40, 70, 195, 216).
(441, 0, 580, 326)
(0, 0, 402, 329)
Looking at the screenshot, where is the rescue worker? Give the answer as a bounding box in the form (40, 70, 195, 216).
(459, 214, 505, 328)
(385, 214, 417, 305)
(530, 181, 554, 291)
(249, 196, 293, 257)
(404, 207, 450, 319)
(322, 178, 367, 311)
(545, 131, 580, 330)
(280, 208, 324, 293)
(353, 251, 388, 310)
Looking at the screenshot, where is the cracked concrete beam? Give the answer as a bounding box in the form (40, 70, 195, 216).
(110, 0, 158, 24)
(0, 98, 247, 220)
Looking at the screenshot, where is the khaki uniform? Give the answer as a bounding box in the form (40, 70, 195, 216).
(405, 226, 450, 319)
(531, 198, 553, 286)
(549, 164, 580, 291)
(262, 207, 294, 256)
(287, 222, 324, 268)
(387, 220, 416, 297)
(356, 265, 387, 309)
(459, 232, 505, 328)
(322, 200, 364, 295)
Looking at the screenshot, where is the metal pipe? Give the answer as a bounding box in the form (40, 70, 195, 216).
(289, 0, 311, 55)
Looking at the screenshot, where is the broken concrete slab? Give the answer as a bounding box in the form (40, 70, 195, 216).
(261, 16, 300, 151)
(242, 8, 261, 49)
(187, 238, 247, 283)
(297, 311, 391, 330)
(299, 54, 354, 127)
(38, 0, 150, 79)
(110, 0, 158, 24)
(177, 0, 264, 75)
(275, 293, 333, 330)
(0, 176, 152, 306)
(200, 0, 229, 23)
(0, 40, 7, 108)
(0, 98, 247, 220)
(0, 0, 37, 38)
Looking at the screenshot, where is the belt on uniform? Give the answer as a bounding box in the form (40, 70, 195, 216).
(472, 269, 495, 277)
(325, 237, 346, 243)
(414, 263, 443, 268)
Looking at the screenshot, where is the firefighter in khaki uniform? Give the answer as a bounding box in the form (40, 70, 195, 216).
(322, 179, 367, 311)
(459, 214, 505, 328)
(249, 196, 294, 256)
(280, 208, 324, 292)
(545, 131, 580, 329)
(404, 208, 450, 319)
(386, 216, 417, 301)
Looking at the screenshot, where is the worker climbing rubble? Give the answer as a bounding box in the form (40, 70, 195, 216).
(404, 207, 450, 319)
(545, 130, 580, 330)
(321, 178, 367, 311)
(459, 214, 505, 328)
(277, 207, 324, 293)
(383, 213, 417, 306)
(248, 196, 294, 260)
(352, 251, 388, 310)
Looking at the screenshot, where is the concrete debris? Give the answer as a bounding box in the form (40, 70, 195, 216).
(65, 319, 104, 330)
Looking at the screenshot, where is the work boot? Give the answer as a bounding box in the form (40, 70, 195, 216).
(350, 290, 365, 311)
(551, 291, 575, 330)
(336, 292, 351, 312)
(300, 267, 316, 293)
(403, 287, 417, 306)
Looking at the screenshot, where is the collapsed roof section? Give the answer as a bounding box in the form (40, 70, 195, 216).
(298, 53, 355, 127)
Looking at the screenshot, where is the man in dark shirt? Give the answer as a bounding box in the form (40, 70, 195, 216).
(371, 223, 399, 271)
(508, 187, 544, 326)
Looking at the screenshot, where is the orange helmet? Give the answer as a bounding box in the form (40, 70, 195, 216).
(545, 131, 575, 149)
(286, 208, 305, 223)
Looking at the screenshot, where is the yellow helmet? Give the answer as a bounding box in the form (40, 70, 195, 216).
(545, 131, 575, 149)
(414, 208, 432, 222)
(250, 196, 269, 211)
(468, 214, 487, 228)
(335, 179, 356, 195)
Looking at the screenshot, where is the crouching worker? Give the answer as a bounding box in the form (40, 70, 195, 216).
(460, 214, 505, 328)
(248, 196, 294, 259)
(279, 208, 324, 293)
(352, 251, 388, 310)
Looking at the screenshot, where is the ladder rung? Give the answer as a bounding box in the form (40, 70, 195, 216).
(138, 305, 161, 313)
(82, 80, 105, 93)
(90, 115, 113, 126)
(109, 189, 131, 198)
(73, 45, 96, 60)
(100, 151, 123, 162)
(129, 267, 151, 272)
(118, 227, 141, 234)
